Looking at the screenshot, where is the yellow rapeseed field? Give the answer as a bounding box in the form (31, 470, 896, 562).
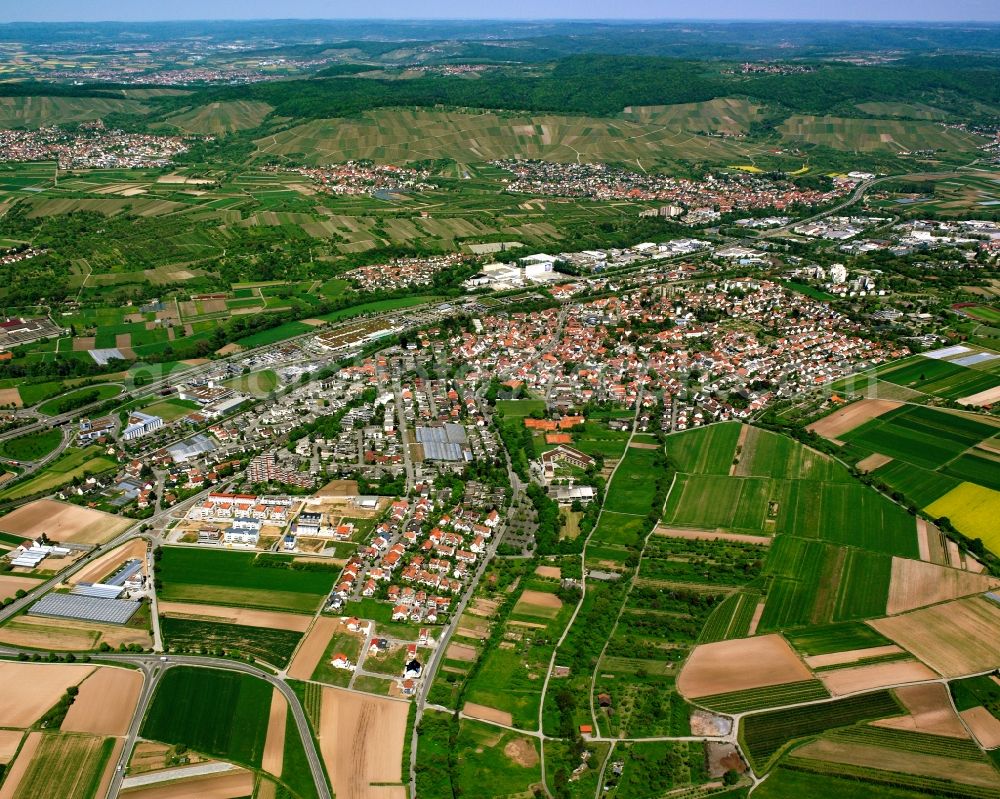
(927, 482, 1000, 555)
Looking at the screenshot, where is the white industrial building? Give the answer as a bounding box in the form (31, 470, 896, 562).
(121, 411, 163, 441)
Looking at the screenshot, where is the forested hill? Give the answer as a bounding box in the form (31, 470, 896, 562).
(154, 56, 1000, 122)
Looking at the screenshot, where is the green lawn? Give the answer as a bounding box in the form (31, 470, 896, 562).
(36, 384, 123, 416)
(222, 369, 279, 397)
(0, 427, 62, 461)
(452, 719, 541, 798)
(494, 399, 546, 418)
(0, 446, 117, 501)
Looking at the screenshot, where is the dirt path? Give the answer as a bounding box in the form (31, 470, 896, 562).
(729, 425, 750, 476)
(462, 702, 514, 726)
(262, 688, 287, 778)
(654, 526, 772, 546)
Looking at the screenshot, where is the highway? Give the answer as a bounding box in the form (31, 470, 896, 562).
(759, 169, 967, 239)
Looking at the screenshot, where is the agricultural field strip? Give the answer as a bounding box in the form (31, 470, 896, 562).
(587, 469, 678, 735)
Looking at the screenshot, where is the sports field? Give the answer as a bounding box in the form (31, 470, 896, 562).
(141, 666, 272, 767)
(157, 548, 336, 613)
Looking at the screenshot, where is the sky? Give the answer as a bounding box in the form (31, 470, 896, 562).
(3, 1, 1000, 23)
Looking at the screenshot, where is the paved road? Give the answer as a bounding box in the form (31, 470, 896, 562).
(0, 481, 225, 627)
(407, 500, 511, 797)
(759, 170, 966, 239)
(121, 760, 237, 789)
(92, 653, 333, 799)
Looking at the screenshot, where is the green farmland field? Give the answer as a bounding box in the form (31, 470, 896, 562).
(741, 690, 904, 769)
(9, 732, 114, 799)
(235, 320, 314, 348)
(697, 589, 762, 643)
(942, 453, 1000, 492)
(141, 666, 272, 767)
(157, 548, 335, 613)
(736, 427, 851, 482)
(666, 422, 740, 475)
(872, 460, 960, 507)
(314, 295, 443, 324)
(36, 383, 123, 415)
(845, 405, 1000, 502)
(698, 680, 829, 715)
(663, 473, 916, 556)
(879, 357, 1000, 400)
(758, 537, 892, 630)
(753, 766, 952, 799)
(785, 621, 893, 657)
(159, 616, 303, 667)
(602, 447, 664, 515)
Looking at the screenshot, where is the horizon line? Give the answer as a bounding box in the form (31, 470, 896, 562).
(2, 17, 1000, 25)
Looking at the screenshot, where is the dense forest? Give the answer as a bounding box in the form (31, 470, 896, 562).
(143, 56, 1000, 123)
